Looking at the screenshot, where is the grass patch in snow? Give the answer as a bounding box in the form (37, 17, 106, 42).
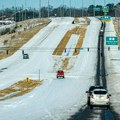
(0, 79, 43, 101)
(52, 56, 77, 72)
(53, 25, 87, 56)
(73, 25, 87, 55)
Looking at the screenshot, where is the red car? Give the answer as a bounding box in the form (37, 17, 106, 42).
(57, 70, 64, 78)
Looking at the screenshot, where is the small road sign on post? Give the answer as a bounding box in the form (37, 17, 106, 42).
(106, 36, 118, 45)
(26, 77, 30, 82)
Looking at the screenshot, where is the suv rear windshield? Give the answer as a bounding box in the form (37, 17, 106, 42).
(89, 86, 104, 92)
(94, 91, 107, 94)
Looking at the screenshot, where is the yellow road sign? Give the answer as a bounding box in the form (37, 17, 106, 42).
(25, 77, 30, 82)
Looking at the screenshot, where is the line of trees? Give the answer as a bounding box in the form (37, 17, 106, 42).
(88, 3, 120, 16)
(0, 2, 119, 22)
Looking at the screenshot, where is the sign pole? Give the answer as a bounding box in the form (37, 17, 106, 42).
(39, 69, 40, 80)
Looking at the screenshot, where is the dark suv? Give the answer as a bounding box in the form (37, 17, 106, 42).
(86, 86, 104, 106)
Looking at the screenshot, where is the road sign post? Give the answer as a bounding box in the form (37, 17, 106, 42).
(106, 36, 118, 45)
(25, 77, 30, 90)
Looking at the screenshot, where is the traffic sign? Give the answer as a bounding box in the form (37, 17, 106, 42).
(79, 48, 83, 50)
(25, 77, 30, 82)
(102, 16, 111, 22)
(106, 36, 118, 45)
(103, 6, 109, 12)
(94, 7, 100, 11)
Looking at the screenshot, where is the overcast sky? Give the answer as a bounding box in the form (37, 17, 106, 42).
(0, 0, 119, 9)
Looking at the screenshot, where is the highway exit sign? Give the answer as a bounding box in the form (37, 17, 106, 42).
(103, 6, 109, 12)
(94, 7, 100, 11)
(102, 16, 111, 22)
(106, 36, 118, 45)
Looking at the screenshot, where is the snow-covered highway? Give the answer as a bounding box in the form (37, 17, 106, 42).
(0, 17, 120, 120)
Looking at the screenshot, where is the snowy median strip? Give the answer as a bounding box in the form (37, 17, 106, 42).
(62, 34, 80, 57)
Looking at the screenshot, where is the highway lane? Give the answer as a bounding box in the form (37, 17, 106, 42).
(69, 20, 117, 120)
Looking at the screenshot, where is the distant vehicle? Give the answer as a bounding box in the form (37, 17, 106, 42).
(89, 89, 111, 109)
(23, 54, 29, 59)
(0, 20, 13, 25)
(57, 70, 64, 78)
(86, 86, 104, 106)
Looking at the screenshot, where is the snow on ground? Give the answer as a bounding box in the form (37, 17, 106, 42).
(62, 34, 79, 57)
(105, 19, 120, 117)
(0, 17, 101, 120)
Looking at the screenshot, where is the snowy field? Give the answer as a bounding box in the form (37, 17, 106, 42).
(0, 17, 118, 120)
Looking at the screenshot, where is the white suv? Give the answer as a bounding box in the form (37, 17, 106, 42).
(90, 89, 111, 109)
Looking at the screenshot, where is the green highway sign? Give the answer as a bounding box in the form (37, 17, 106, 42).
(94, 7, 100, 11)
(102, 16, 111, 22)
(106, 36, 118, 45)
(103, 6, 109, 12)
(79, 48, 83, 50)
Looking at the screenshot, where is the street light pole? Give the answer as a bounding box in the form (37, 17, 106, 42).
(70, 0, 71, 17)
(39, 0, 41, 21)
(63, 0, 64, 17)
(82, 0, 83, 17)
(104, 0, 106, 6)
(22, 4, 24, 21)
(15, 0, 16, 21)
(93, 0, 95, 17)
(25, 0, 26, 20)
(74, 7, 75, 17)
(116, 6, 120, 33)
(48, 0, 49, 18)
(2, 5, 4, 23)
(33, 8, 35, 19)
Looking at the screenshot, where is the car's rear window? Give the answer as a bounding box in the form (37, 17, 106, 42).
(58, 71, 63, 73)
(89, 86, 104, 92)
(94, 91, 107, 94)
